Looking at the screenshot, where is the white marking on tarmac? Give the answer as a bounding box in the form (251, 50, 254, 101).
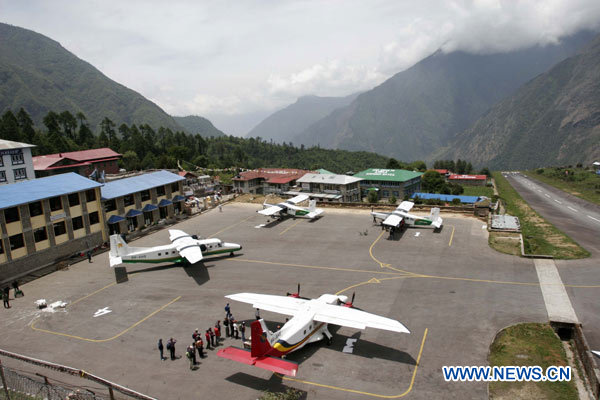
(588, 215, 600, 223)
(554, 199, 562, 204)
(93, 307, 112, 317)
(415, 232, 420, 237)
(568, 206, 578, 212)
(534, 259, 578, 324)
(342, 338, 358, 353)
(537, 189, 542, 192)
(544, 194, 551, 198)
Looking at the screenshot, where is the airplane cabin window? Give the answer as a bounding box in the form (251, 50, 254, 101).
(158, 253, 161, 256)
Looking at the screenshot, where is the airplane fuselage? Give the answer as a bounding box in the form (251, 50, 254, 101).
(120, 239, 242, 264)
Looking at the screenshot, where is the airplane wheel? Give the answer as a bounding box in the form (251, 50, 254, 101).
(230, 252, 234, 257)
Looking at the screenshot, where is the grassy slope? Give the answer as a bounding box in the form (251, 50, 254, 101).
(492, 172, 589, 259)
(525, 169, 600, 206)
(462, 185, 494, 197)
(489, 323, 578, 400)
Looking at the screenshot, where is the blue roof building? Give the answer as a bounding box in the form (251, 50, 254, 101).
(411, 192, 481, 204)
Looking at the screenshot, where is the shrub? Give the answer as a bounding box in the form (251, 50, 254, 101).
(451, 198, 461, 205)
(536, 168, 544, 174)
(389, 195, 397, 204)
(367, 190, 379, 204)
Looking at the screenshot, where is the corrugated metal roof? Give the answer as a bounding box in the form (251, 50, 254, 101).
(297, 173, 362, 185)
(411, 192, 481, 204)
(101, 170, 184, 200)
(0, 139, 36, 150)
(316, 169, 334, 174)
(448, 174, 487, 180)
(0, 173, 101, 210)
(33, 148, 122, 171)
(354, 169, 423, 182)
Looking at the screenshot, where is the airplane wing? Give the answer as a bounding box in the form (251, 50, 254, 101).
(313, 303, 410, 334)
(258, 204, 284, 216)
(286, 194, 309, 205)
(371, 211, 390, 221)
(225, 293, 308, 316)
(398, 201, 414, 212)
(382, 214, 403, 228)
(168, 229, 203, 264)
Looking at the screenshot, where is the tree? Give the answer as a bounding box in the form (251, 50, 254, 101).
(410, 160, 427, 171)
(122, 150, 140, 171)
(100, 117, 118, 149)
(0, 110, 20, 141)
(479, 167, 491, 177)
(367, 190, 379, 203)
(16, 108, 35, 142)
(420, 170, 445, 193)
(389, 195, 397, 204)
(386, 158, 404, 169)
(450, 183, 464, 195)
(59, 111, 77, 140)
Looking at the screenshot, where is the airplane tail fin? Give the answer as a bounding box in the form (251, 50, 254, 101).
(308, 199, 317, 212)
(251, 319, 274, 357)
(430, 207, 443, 229)
(109, 234, 129, 267)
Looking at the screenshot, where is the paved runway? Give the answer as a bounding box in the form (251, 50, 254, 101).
(2, 203, 593, 399)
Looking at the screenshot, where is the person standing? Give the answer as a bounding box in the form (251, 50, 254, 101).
(225, 303, 231, 317)
(214, 324, 221, 344)
(196, 338, 204, 359)
(186, 346, 194, 370)
(86, 250, 93, 263)
(223, 317, 229, 337)
(2, 287, 9, 309)
(255, 308, 260, 320)
(158, 339, 165, 361)
(192, 329, 200, 342)
(240, 322, 246, 342)
(167, 338, 176, 360)
(205, 330, 211, 350)
(189, 343, 197, 365)
(233, 321, 239, 339)
(12, 281, 21, 297)
(209, 328, 216, 347)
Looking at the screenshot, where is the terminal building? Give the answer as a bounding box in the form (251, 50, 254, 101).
(294, 172, 363, 202)
(232, 168, 311, 195)
(0, 139, 36, 185)
(0, 173, 105, 281)
(101, 170, 185, 235)
(353, 169, 423, 200)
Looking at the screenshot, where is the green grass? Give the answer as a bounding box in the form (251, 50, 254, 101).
(489, 323, 578, 400)
(462, 185, 494, 197)
(0, 390, 40, 400)
(492, 172, 589, 259)
(525, 168, 600, 206)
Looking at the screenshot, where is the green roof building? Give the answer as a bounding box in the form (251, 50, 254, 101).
(353, 168, 423, 200)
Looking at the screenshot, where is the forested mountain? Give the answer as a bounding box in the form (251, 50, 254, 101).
(0, 23, 182, 131)
(439, 34, 600, 170)
(246, 93, 359, 143)
(293, 31, 595, 161)
(173, 115, 225, 137)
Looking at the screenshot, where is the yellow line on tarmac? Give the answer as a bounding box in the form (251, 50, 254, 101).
(232, 258, 409, 276)
(369, 231, 416, 275)
(68, 282, 116, 307)
(280, 219, 302, 235)
(279, 328, 428, 398)
(448, 225, 455, 247)
(31, 296, 181, 342)
(208, 215, 254, 238)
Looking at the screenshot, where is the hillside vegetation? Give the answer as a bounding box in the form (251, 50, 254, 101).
(172, 115, 225, 137)
(527, 167, 600, 206)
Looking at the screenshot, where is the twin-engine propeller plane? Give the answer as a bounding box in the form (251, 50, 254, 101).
(372, 201, 443, 231)
(217, 292, 409, 377)
(109, 229, 242, 267)
(258, 194, 323, 220)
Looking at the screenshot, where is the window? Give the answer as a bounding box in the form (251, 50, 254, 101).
(141, 190, 150, 202)
(156, 185, 165, 196)
(33, 227, 47, 242)
(4, 207, 20, 223)
(49, 196, 62, 212)
(123, 194, 134, 206)
(14, 168, 27, 180)
(171, 182, 179, 193)
(68, 193, 80, 207)
(0, 171, 5, 182)
(104, 199, 117, 212)
(382, 190, 389, 197)
(86, 189, 96, 202)
(393, 191, 399, 197)
(53, 221, 66, 237)
(29, 201, 43, 217)
(9, 233, 24, 250)
(89, 211, 99, 225)
(0, 156, 3, 167)
(11, 152, 24, 165)
(72, 216, 84, 230)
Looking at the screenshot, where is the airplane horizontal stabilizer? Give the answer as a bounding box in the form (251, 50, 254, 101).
(217, 347, 298, 376)
(109, 255, 122, 268)
(432, 217, 443, 229)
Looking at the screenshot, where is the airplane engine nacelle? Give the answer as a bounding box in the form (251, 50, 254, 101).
(337, 295, 349, 304)
(318, 294, 344, 304)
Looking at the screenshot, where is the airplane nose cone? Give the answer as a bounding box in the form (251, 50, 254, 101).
(239, 245, 243, 250)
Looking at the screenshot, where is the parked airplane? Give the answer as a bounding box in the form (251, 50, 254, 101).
(109, 229, 242, 267)
(217, 292, 409, 376)
(372, 201, 443, 231)
(258, 194, 323, 219)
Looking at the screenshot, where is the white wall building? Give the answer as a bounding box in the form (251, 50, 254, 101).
(0, 139, 36, 185)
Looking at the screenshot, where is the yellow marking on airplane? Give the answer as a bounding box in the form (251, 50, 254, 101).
(277, 328, 428, 398)
(280, 219, 302, 235)
(448, 225, 455, 247)
(208, 215, 254, 238)
(31, 296, 181, 342)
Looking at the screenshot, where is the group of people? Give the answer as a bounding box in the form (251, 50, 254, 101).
(157, 302, 249, 370)
(2, 281, 23, 309)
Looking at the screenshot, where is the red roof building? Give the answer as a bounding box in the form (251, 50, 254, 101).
(33, 148, 122, 178)
(233, 168, 312, 194)
(448, 174, 488, 186)
(433, 169, 450, 175)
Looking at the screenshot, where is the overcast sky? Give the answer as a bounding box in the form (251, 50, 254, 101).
(2, 0, 600, 135)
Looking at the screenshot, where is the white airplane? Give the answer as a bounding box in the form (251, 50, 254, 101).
(217, 292, 409, 376)
(108, 229, 242, 267)
(258, 194, 323, 219)
(372, 201, 443, 230)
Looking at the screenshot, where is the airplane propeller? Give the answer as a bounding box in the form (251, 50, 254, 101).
(287, 283, 309, 299)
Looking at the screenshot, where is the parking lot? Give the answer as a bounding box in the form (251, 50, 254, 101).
(1, 202, 591, 399)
